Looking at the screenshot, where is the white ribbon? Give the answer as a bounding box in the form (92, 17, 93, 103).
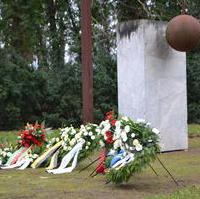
(17, 158, 32, 170)
(47, 140, 84, 174)
(0, 158, 26, 169)
(0, 145, 32, 170)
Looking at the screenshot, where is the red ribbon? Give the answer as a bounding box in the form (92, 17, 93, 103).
(10, 148, 28, 165)
(95, 149, 107, 174)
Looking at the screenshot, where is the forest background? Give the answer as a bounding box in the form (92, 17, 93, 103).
(0, 0, 200, 130)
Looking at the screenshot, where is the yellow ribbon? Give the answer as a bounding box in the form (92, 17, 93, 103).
(31, 141, 63, 169)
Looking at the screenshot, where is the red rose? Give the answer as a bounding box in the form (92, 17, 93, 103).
(25, 135, 33, 140)
(21, 140, 30, 148)
(105, 131, 114, 143)
(111, 119, 117, 126)
(106, 111, 114, 115)
(41, 134, 46, 141)
(105, 131, 112, 137)
(23, 130, 30, 135)
(105, 115, 114, 120)
(106, 137, 114, 143)
(34, 124, 41, 129)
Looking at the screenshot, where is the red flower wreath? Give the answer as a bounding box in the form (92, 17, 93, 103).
(19, 123, 47, 148)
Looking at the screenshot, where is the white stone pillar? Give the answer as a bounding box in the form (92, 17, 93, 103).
(117, 20, 188, 151)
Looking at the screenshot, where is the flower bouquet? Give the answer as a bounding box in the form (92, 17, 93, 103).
(32, 123, 101, 173)
(1, 122, 48, 169)
(96, 111, 160, 183)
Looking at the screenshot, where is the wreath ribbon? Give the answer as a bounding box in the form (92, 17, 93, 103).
(95, 149, 107, 174)
(112, 153, 135, 170)
(1, 146, 32, 169)
(47, 140, 85, 174)
(109, 150, 125, 168)
(5, 147, 26, 166)
(31, 141, 63, 168)
(46, 149, 60, 170)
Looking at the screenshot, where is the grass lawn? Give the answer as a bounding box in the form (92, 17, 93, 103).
(0, 124, 200, 199)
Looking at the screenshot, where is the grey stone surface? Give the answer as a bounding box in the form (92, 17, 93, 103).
(117, 20, 188, 151)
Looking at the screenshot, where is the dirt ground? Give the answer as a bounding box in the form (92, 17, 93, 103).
(0, 138, 200, 199)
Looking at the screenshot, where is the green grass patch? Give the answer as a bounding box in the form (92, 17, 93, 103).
(0, 124, 200, 145)
(0, 129, 60, 146)
(188, 124, 200, 137)
(0, 131, 18, 146)
(0, 128, 200, 199)
(148, 185, 200, 199)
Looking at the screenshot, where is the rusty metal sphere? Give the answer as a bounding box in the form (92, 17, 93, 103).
(166, 14, 200, 52)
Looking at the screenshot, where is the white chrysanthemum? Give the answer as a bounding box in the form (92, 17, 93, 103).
(100, 120, 109, 128)
(110, 149, 116, 154)
(87, 127, 91, 130)
(148, 139, 153, 142)
(121, 131, 128, 142)
(136, 144, 143, 151)
(71, 129, 76, 135)
(68, 146, 72, 151)
(99, 140, 105, 148)
(63, 146, 68, 151)
(152, 128, 160, 135)
(146, 122, 151, 126)
(33, 154, 38, 159)
(101, 129, 107, 136)
(104, 124, 111, 131)
(46, 144, 50, 149)
(64, 137, 69, 142)
(87, 142, 91, 146)
(91, 135, 95, 140)
(89, 131, 93, 136)
(95, 128, 101, 134)
(7, 152, 12, 157)
(115, 127, 122, 135)
(113, 133, 120, 140)
(122, 116, 129, 121)
(78, 138, 85, 144)
(2, 152, 6, 157)
(133, 139, 140, 146)
(83, 131, 88, 136)
(124, 125, 130, 133)
(75, 133, 81, 139)
(56, 138, 60, 142)
(115, 121, 121, 127)
(85, 146, 89, 150)
(113, 139, 121, 149)
(131, 133, 135, 138)
(129, 146, 134, 151)
(62, 142, 66, 147)
(69, 138, 76, 146)
(136, 118, 145, 123)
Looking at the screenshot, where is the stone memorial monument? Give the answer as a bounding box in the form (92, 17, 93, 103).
(117, 20, 188, 151)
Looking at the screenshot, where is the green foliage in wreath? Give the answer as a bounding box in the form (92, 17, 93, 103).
(101, 115, 160, 184)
